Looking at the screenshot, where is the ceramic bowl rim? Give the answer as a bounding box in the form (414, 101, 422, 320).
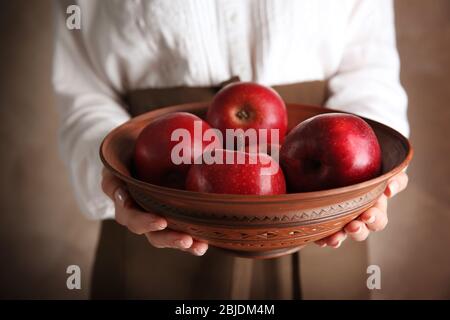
(100, 102, 413, 204)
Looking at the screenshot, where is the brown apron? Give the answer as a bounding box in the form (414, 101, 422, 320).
(90, 80, 370, 300)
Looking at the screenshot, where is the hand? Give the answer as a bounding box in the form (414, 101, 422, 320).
(101, 168, 208, 256)
(314, 171, 409, 248)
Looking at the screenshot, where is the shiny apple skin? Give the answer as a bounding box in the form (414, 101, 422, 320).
(134, 112, 217, 189)
(206, 82, 288, 146)
(280, 113, 382, 192)
(185, 149, 286, 195)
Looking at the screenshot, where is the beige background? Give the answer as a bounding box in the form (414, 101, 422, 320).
(0, 0, 449, 299)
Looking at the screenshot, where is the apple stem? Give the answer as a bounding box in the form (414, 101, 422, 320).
(236, 109, 250, 120)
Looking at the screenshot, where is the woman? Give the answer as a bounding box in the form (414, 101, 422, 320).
(53, 0, 409, 299)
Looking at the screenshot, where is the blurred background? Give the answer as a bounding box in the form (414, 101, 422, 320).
(0, 0, 449, 299)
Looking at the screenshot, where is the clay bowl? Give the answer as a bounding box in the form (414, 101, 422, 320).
(100, 102, 413, 259)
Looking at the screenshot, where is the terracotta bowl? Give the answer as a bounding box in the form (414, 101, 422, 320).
(100, 103, 413, 259)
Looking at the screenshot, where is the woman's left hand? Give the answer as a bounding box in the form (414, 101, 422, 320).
(314, 171, 409, 248)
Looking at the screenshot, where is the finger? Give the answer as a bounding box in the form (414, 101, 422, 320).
(114, 187, 167, 234)
(344, 220, 370, 241)
(314, 239, 328, 247)
(184, 241, 209, 256)
(101, 169, 123, 200)
(325, 230, 347, 248)
(146, 230, 194, 250)
(315, 230, 347, 248)
(360, 206, 388, 232)
(385, 172, 408, 198)
(359, 195, 389, 232)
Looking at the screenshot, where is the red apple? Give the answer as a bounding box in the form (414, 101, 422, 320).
(245, 143, 281, 158)
(280, 113, 382, 192)
(186, 149, 286, 195)
(207, 82, 287, 148)
(134, 112, 219, 189)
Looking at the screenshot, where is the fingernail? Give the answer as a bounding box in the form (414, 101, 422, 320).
(114, 187, 127, 205)
(388, 181, 399, 197)
(194, 248, 207, 256)
(150, 218, 167, 230)
(331, 234, 347, 248)
(157, 223, 166, 230)
(315, 240, 326, 247)
(331, 240, 342, 248)
(149, 221, 166, 231)
(363, 214, 376, 224)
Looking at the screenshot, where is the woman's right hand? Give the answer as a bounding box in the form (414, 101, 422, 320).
(101, 168, 208, 256)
